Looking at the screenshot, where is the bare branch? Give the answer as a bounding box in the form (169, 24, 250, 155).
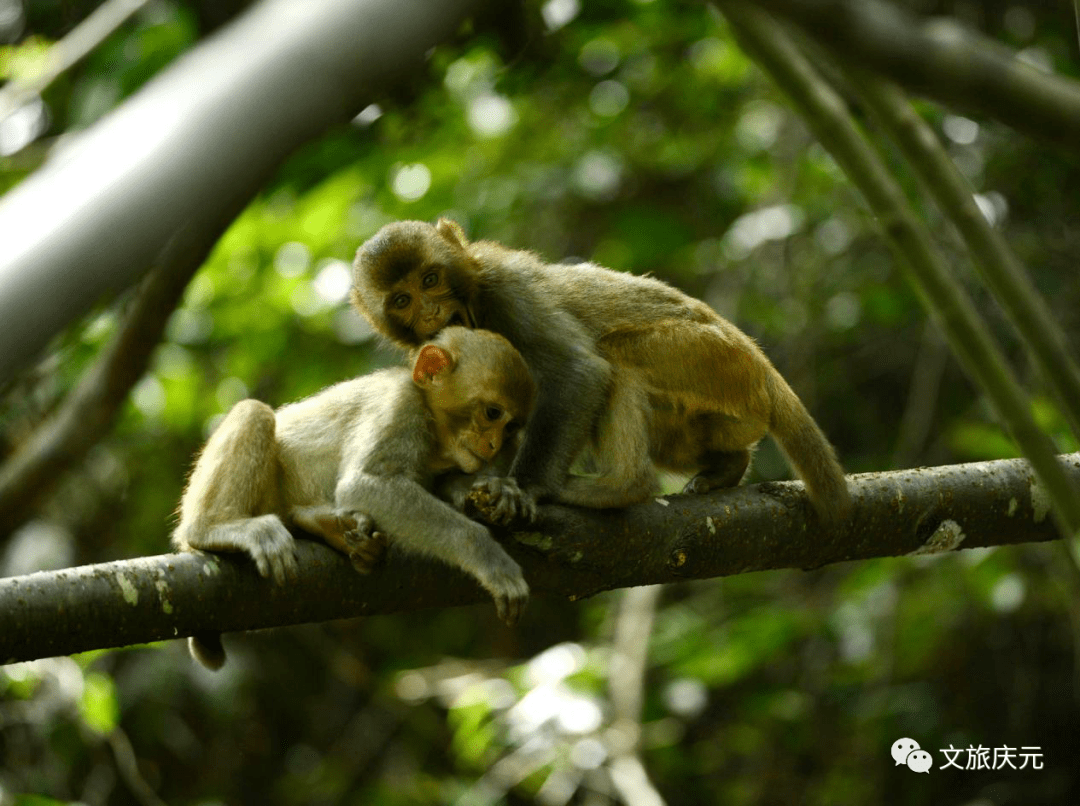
(718, 2, 1080, 537)
(742, 0, 1080, 156)
(850, 73, 1080, 442)
(0, 202, 244, 535)
(1, 455, 1074, 664)
(608, 586, 667, 806)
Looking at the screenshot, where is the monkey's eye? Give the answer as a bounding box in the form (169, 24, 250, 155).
(392, 292, 411, 309)
(421, 271, 439, 289)
(484, 405, 503, 422)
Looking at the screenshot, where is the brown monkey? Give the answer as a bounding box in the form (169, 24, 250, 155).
(351, 219, 850, 524)
(173, 326, 535, 668)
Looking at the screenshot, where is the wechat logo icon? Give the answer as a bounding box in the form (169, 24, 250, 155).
(892, 738, 932, 773)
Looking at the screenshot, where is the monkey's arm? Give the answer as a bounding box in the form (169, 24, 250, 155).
(335, 471, 528, 624)
(485, 304, 612, 522)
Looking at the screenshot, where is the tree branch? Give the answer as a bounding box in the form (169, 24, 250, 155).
(0, 0, 483, 385)
(1, 455, 1074, 664)
(0, 200, 245, 535)
(608, 586, 667, 806)
(743, 0, 1080, 157)
(718, 2, 1080, 538)
(850, 72, 1080, 443)
(0, 0, 150, 122)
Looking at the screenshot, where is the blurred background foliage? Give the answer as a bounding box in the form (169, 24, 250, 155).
(2, 0, 1080, 804)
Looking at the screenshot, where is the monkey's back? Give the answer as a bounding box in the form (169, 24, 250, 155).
(274, 367, 422, 506)
(473, 242, 725, 337)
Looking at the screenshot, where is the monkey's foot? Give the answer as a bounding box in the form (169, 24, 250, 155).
(682, 450, 751, 495)
(290, 505, 386, 573)
(467, 477, 538, 526)
(683, 474, 736, 495)
(242, 516, 300, 584)
(340, 512, 387, 575)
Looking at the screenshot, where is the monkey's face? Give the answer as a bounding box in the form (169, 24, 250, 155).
(424, 375, 529, 474)
(385, 265, 473, 343)
(414, 327, 535, 474)
(431, 396, 523, 474)
(352, 220, 477, 346)
(459, 399, 524, 472)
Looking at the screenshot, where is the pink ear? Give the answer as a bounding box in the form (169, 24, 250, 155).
(413, 345, 453, 384)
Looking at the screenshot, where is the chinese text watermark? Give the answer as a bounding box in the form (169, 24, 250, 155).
(892, 738, 1044, 773)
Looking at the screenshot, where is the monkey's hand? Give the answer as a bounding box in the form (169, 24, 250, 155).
(466, 477, 538, 526)
(468, 538, 530, 626)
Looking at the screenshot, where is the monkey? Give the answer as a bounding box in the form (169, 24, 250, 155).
(172, 326, 535, 668)
(350, 219, 851, 525)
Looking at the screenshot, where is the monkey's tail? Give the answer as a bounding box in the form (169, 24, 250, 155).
(768, 377, 852, 524)
(188, 632, 227, 670)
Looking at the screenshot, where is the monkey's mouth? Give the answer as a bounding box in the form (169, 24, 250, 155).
(447, 311, 467, 328)
(459, 451, 486, 473)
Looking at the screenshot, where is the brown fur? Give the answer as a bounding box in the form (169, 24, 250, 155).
(352, 219, 851, 524)
(173, 327, 535, 667)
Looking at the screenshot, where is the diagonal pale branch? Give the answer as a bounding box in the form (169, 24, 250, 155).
(0, 0, 151, 121)
(0, 0, 484, 386)
(850, 72, 1080, 443)
(717, 2, 1080, 537)
(1, 455, 1075, 664)
(743, 0, 1080, 157)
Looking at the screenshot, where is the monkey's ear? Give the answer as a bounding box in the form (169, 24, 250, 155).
(435, 218, 467, 248)
(413, 345, 455, 386)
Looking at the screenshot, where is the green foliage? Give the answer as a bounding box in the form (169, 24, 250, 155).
(0, 35, 53, 81)
(77, 672, 120, 736)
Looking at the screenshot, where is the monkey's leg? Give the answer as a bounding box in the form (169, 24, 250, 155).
(556, 373, 659, 508)
(173, 399, 298, 584)
(683, 449, 752, 495)
(290, 505, 386, 574)
(182, 516, 298, 671)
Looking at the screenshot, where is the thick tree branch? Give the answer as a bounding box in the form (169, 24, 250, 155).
(742, 0, 1080, 157)
(719, 2, 1080, 537)
(1, 455, 1075, 664)
(0, 0, 483, 385)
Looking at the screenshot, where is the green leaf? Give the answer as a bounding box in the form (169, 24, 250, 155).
(79, 671, 120, 736)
